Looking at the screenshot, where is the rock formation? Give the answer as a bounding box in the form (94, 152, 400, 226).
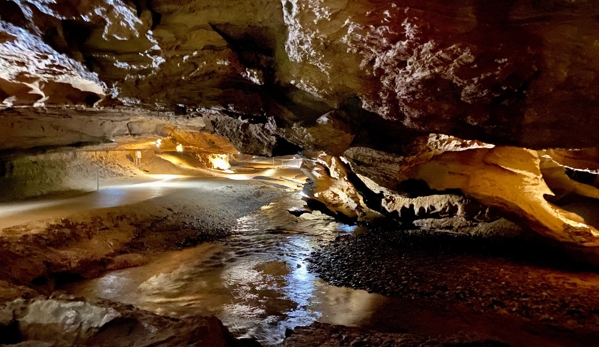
(0, 296, 251, 346)
(4, 2, 599, 346)
(2, 0, 599, 252)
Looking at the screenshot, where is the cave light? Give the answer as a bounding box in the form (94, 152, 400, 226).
(209, 154, 231, 171)
(176, 144, 184, 152)
(105, 174, 187, 189)
(155, 139, 162, 148)
(263, 169, 276, 177)
(0, 200, 59, 219)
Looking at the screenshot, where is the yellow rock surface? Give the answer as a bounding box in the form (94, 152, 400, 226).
(412, 147, 599, 246)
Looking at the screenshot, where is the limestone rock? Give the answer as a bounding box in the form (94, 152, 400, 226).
(302, 152, 380, 221)
(203, 113, 280, 156)
(0, 20, 104, 107)
(0, 107, 184, 150)
(279, 110, 355, 156)
(280, 0, 599, 148)
(0, 296, 248, 346)
(544, 148, 599, 174)
(2, 0, 599, 148)
(412, 147, 599, 246)
(302, 148, 510, 233)
(540, 153, 599, 201)
(323, 136, 599, 248)
(343, 134, 493, 191)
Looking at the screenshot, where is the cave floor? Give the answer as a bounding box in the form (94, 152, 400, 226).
(0, 165, 304, 231)
(1, 172, 599, 346)
(0, 175, 180, 230)
(62, 192, 599, 347)
(309, 228, 599, 347)
(62, 191, 357, 346)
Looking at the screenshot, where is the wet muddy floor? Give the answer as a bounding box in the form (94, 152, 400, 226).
(64, 192, 377, 345)
(64, 192, 599, 347)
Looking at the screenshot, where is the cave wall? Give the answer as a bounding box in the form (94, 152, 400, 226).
(279, 0, 599, 148)
(2, 0, 599, 250)
(0, 150, 142, 201)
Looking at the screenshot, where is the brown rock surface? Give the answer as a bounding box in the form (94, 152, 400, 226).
(302, 151, 380, 221)
(1, 0, 599, 148)
(411, 146, 599, 247)
(280, 0, 599, 148)
(283, 322, 503, 347)
(327, 135, 599, 251)
(0, 296, 251, 347)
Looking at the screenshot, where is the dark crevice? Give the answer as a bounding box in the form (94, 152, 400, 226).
(284, 0, 293, 14)
(209, 23, 277, 57)
(0, 319, 20, 345)
(474, 0, 519, 25)
(0, 0, 31, 30)
(394, 179, 448, 198)
(84, 93, 102, 106)
(62, 20, 93, 49)
(53, 272, 85, 286)
(490, 70, 540, 108)
(342, 97, 425, 156)
(31, 275, 49, 287)
(129, 0, 143, 16)
(147, 0, 162, 29)
(264, 84, 333, 126)
(566, 168, 598, 186)
(272, 136, 302, 156)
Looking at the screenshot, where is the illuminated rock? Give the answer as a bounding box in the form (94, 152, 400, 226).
(0, 22, 104, 106)
(539, 153, 599, 201)
(343, 134, 494, 191)
(543, 149, 599, 174)
(410, 147, 599, 246)
(338, 137, 599, 246)
(302, 152, 380, 221)
(306, 144, 518, 235)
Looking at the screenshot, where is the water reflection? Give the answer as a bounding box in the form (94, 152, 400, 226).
(65, 192, 380, 345)
(0, 175, 184, 230)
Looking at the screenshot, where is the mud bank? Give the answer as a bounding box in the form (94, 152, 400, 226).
(308, 229, 599, 347)
(0, 178, 284, 299)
